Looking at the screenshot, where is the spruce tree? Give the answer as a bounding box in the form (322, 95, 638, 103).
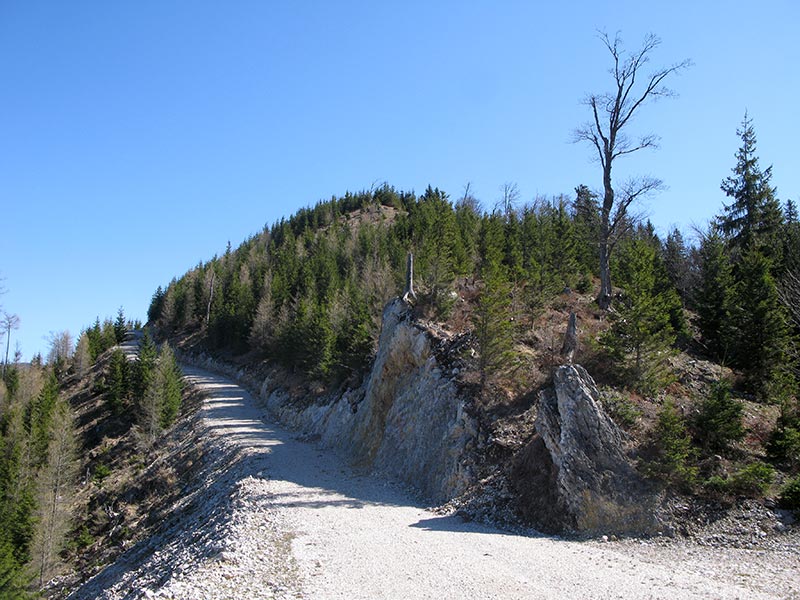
(104, 348, 130, 414)
(731, 246, 790, 398)
(719, 113, 784, 263)
(601, 238, 676, 393)
(572, 184, 601, 274)
(157, 343, 183, 428)
(695, 230, 737, 362)
(132, 331, 158, 403)
(475, 215, 514, 386)
(113, 307, 127, 344)
(694, 380, 745, 454)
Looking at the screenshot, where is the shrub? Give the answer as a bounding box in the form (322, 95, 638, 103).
(93, 464, 112, 486)
(705, 462, 774, 497)
(768, 398, 800, 470)
(600, 390, 641, 429)
(730, 462, 774, 496)
(779, 476, 800, 510)
(645, 400, 698, 489)
(694, 380, 745, 454)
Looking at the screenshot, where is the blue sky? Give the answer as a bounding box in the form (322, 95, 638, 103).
(1, 1, 798, 360)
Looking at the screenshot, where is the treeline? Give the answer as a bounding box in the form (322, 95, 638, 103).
(0, 309, 182, 596)
(0, 365, 72, 596)
(149, 118, 799, 402)
(149, 184, 604, 383)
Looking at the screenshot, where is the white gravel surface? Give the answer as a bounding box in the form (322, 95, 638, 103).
(73, 364, 800, 599)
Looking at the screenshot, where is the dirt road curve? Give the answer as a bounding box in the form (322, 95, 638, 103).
(166, 364, 800, 600)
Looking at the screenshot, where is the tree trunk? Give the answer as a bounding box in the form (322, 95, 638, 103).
(597, 165, 614, 310)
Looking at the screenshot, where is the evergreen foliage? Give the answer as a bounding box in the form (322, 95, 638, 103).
(693, 380, 744, 454)
(103, 349, 130, 414)
(148, 186, 589, 385)
(474, 214, 515, 385)
(645, 400, 697, 489)
(719, 113, 784, 263)
(731, 247, 790, 398)
(113, 307, 127, 344)
(695, 230, 737, 362)
(600, 238, 677, 393)
(138, 341, 184, 447)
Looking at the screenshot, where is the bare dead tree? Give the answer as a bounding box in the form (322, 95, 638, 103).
(574, 32, 691, 309)
(1, 312, 20, 377)
(560, 312, 579, 364)
(495, 182, 520, 218)
(402, 253, 417, 303)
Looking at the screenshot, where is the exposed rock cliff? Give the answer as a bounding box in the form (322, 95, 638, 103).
(514, 364, 660, 535)
(260, 298, 477, 503)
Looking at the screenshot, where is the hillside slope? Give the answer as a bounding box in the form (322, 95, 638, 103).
(68, 362, 800, 600)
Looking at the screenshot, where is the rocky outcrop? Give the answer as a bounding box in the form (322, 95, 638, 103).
(260, 298, 477, 504)
(514, 364, 659, 535)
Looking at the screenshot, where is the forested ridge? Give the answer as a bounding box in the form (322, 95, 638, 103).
(1, 115, 799, 597)
(149, 115, 800, 507)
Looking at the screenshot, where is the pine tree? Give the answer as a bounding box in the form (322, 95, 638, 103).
(132, 331, 158, 403)
(601, 238, 676, 393)
(731, 246, 790, 398)
(104, 348, 130, 414)
(157, 343, 183, 428)
(30, 398, 75, 588)
(475, 214, 515, 386)
(695, 230, 737, 362)
(694, 380, 745, 454)
(719, 113, 784, 263)
(113, 307, 127, 344)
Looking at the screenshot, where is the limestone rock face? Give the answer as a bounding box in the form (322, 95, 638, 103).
(518, 364, 659, 534)
(262, 298, 477, 504)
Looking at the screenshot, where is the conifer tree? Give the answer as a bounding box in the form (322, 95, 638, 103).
(572, 184, 601, 274)
(156, 343, 183, 428)
(646, 399, 697, 489)
(695, 230, 737, 362)
(31, 398, 75, 588)
(132, 331, 158, 403)
(663, 228, 691, 304)
(731, 246, 790, 398)
(719, 113, 784, 264)
(601, 238, 676, 393)
(475, 214, 515, 386)
(104, 348, 130, 414)
(138, 342, 183, 447)
(694, 380, 744, 454)
(72, 333, 91, 379)
(113, 307, 127, 344)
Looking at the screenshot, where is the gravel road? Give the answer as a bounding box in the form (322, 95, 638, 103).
(76, 364, 797, 599)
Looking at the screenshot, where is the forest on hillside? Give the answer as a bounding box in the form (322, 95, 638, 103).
(0, 117, 799, 597)
(148, 114, 800, 505)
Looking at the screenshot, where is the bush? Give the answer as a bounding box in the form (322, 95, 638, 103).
(779, 476, 800, 510)
(645, 400, 698, 489)
(600, 390, 641, 429)
(93, 464, 112, 486)
(694, 380, 745, 454)
(708, 462, 775, 497)
(768, 398, 800, 470)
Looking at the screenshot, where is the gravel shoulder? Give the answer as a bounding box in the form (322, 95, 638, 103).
(72, 364, 800, 599)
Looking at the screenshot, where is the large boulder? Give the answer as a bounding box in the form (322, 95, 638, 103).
(514, 364, 659, 535)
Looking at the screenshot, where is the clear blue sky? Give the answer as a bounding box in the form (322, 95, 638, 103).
(1, 1, 798, 361)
